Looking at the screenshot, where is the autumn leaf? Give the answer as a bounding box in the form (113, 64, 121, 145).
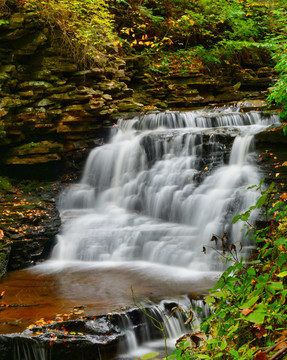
(184, 310, 194, 325)
(241, 305, 255, 316)
(253, 324, 266, 339)
(254, 351, 267, 360)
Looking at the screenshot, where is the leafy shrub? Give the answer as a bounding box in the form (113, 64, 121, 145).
(170, 181, 287, 360)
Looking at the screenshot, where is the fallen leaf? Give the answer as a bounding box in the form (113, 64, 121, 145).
(254, 351, 267, 360)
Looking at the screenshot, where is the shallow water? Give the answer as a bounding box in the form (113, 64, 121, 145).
(0, 262, 218, 334)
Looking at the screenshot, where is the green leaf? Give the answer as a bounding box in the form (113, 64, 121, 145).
(246, 303, 268, 324)
(239, 295, 259, 310)
(278, 253, 287, 267)
(256, 194, 268, 208)
(232, 214, 242, 224)
(247, 267, 256, 277)
(268, 281, 284, 290)
(214, 352, 224, 358)
(220, 341, 227, 351)
(278, 271, 287, 277)
(227, 323, 239, 337)
(275, 238, 287, 247)
(205, 295, 216, 304)
(240, 211, 250, 221)
(229, 349, 240, 358)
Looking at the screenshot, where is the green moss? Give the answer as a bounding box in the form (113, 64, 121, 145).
(0, 176, 13, 194)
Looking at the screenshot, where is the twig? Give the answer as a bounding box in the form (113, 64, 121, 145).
(269, 344, 287, 360)
(265, 338, 287, 354)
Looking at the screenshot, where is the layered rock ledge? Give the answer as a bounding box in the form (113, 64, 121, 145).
(0, 10, 141, 175)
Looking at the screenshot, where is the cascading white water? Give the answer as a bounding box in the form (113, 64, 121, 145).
(13, 338, 49, 360)
(52, 107, 279, 272)
(25, 106, 280, 360)
(117, 297, 197, 360)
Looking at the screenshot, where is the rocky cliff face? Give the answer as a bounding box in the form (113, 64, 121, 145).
(127, 57, 276, 109)
(0, 10, 141, 177)
(0, 9, 277, 177)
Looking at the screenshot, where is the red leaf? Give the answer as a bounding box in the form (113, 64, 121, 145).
(254, 351, 267, 360)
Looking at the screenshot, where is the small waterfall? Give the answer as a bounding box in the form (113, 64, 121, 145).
(118, 314, 139, 354)
(117, 298, 195, 359)
(229, 135, 254, 166)
(53, 107, 279, 271)
(12, 338, 50, 360)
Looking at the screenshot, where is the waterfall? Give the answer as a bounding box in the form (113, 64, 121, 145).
(11, 337, 50, 360)
(9, 106, 280, 360)
(52, 107, 279, 272)
(117, 298, 196, 360)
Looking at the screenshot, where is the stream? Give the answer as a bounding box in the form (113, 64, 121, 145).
(0, 105, 281, 359)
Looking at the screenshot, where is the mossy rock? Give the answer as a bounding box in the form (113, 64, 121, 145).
(117, 102, 143, 112)
(10, 141, 64, 156)
(256, 124, 287, 144)
(0, 176, 13, 194)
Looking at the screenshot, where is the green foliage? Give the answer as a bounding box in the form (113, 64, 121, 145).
(112, 0, 276, 50)
(267, 43, 287, 119)
(171, 181, 287, 360)
(17, 0, 116, 68)
(266, 5, 287, 119)
(110, 0, 278, 76)
(0, 19, 9, 26)
(0, 176, 12, 194)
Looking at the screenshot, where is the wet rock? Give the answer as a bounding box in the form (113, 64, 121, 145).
(32, 69, 52, 80)
(257, 67, 274, 78)
(103, 94, 113, 101)
(10, 141, 63, 156)
(0, 243, 11, 278)
(238, 100, 268, 111)
(0, 179, 61, 272)
(48, 93, 74, 104)
(35, 98, 55, 107)
(18, 90, 34, 97)
(0, 72, 9, 83)
(91, 67, 106, 79)
(84, 100, 105, 111)
(63, 104, 90, 116)
(5, 153, 61, 165)
(116, 101, 143, 112)
(0, 300, 187, 360)
(18, 81, 54, 90)
(46, 85, 77, 94)
(0, 322, 121, 360)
